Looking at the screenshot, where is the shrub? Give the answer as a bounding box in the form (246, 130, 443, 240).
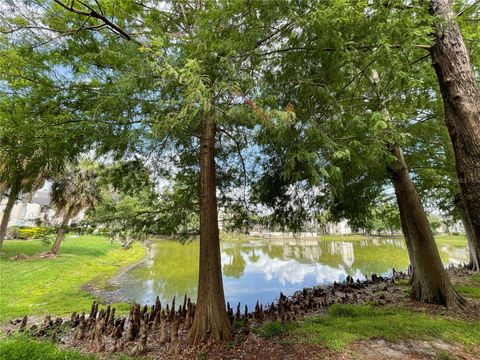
(16, 226, 55, 244)
(18, 227, 46, 239)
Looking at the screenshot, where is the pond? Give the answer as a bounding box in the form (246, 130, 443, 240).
(116, 236, 468, 310)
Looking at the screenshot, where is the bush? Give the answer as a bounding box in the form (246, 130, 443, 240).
(17, 226, 53, 242)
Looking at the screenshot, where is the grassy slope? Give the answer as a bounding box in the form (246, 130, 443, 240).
(258, 303, 480, 350)
(0, 235, 145, 323)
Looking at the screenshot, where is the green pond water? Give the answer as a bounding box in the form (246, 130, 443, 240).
(117, 236, 468, 309)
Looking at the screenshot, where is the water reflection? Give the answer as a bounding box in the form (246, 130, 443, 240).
(118, 237, 468, 310)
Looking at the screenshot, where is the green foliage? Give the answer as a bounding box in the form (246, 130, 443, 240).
(16, 226, 55, 245)
(17, 227, 52, 241)
(0, 235, 145, 322)
(197, 351, 207, 360)
(428, 214, 443, 234)
(0, 0, 463, 239)
(6, 226, 54, 245)
(88, 173, 199, 244)
(51, 158, 102, 219)
(369, 201, 402, 235)
(0, 39, 97, 202)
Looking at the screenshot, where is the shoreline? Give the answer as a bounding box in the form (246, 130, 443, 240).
(81, 240, 151, 304)
(3, 266, 479, 360)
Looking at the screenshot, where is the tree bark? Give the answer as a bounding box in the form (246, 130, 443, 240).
(388, 146, 463, 308)
(0, 184, 5, 200)
(429, 0, 480, 271)
(0, 182, 20, 251)
(50, 206, 74, 255)
(188, 116, 231, 345)
(455, 193, 479, 271)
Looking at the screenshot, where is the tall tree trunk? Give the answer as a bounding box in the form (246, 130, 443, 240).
(391, 169, 416, 284)
(388, 146, 463, 308)
(50, 206, 74, 255)
(455, 194, 479, 271)
(0, 182, 20, 251)
(429, 0, 480, 272)
(188, 116, 231, 345)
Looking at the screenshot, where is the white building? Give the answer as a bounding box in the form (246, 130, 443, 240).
(0, 189, 55, 227)
(0, 187, 83, 227)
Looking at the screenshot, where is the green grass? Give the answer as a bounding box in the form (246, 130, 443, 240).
(258, 304, 480, 350)
(456, 286, 480, 298)
(254, 320, 297, 338)
(0, 235, 145, 323)
(455, 273, 480, 299)
(319, 234, 404, 241)
(434, 234, 470, 245)
(0, 336, 98, 360)
(316, 234, 466, 243)
(0, 335, 133, 360)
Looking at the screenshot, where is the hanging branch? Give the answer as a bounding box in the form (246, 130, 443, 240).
(52, 0, 132, 40)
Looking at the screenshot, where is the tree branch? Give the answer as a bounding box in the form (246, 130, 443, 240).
(457, 0, 480, 17)
(53, 0, 132, 40)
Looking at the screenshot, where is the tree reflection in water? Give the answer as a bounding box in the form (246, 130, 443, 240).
(118, 237, 468, 310)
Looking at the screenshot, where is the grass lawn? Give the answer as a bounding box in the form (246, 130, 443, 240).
(0, 235, 145, 323)
(227, 232, 467, 244)
(316, 234, 467, 244)
(455, 273, 480, 299)
(0, 335, 98, 360)
(257, 303, 480, 350)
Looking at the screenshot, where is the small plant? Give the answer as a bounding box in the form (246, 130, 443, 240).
(233, 319, 244, 329)
(235, 333, 245, 343)
(435, 350, 454, 360)
(197, 351, 207, 360)
(395, 278, 410, 286)
(257, 321, 296, 338)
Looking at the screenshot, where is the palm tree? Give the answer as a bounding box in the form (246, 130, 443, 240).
(49, 159, 101, 255)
